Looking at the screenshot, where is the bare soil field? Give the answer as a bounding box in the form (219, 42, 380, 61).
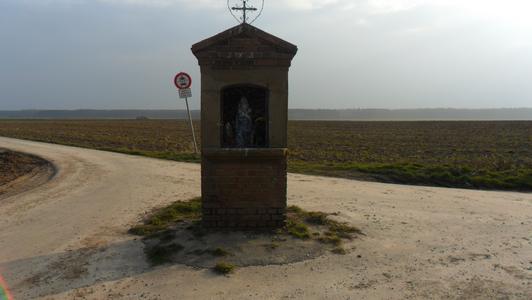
(0, 149, 55, 198)
(0, 150, 42, 185)
(0, 120, 530, 190)
(0, 149, 49, 187)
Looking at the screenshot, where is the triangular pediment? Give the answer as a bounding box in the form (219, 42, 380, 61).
(192, 23, 298, 56)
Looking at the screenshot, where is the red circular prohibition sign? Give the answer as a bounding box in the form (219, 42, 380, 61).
(174, 72, 192, 90)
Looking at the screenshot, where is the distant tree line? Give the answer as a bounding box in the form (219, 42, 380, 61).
(0, 108, 531, 120)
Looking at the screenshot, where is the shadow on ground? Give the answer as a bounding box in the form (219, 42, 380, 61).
(1, 239, 154, 299)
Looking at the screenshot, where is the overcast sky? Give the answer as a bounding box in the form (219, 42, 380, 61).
(1, 0, 531, 110)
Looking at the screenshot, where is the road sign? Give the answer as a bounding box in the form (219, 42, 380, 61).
(174, 72, 192, 90)
(179, 88, 192, 99)
(172, 71, 198, 154)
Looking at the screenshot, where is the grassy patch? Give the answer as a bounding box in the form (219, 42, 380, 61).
(129, 198, 362, 273)
(285, 219, 311, 239)
(213, 262, 235, 275)
(129, 197, 201, 236)
(286, 205, 361, 239)
(284, 205, 362, 251)
(304, 211, 329, 225)
(318, 233, 342, 246)
(106, 148, 200, 163)
(326, 219, 363, 239)
(289, 161, 532, 191)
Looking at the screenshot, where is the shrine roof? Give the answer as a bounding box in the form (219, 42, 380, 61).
(191, 23, 298, 56)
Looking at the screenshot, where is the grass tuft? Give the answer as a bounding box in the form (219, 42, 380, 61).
(304, 211, 329, 225)
(285, 219, 311, 239)
(213, 262, 235, 275)
(325, 220, 363, 239)
(285, 205, 362, 252)
(129, 197, 201, 236)
(318, 233, 342, 246)
(286, 205, 304, 214)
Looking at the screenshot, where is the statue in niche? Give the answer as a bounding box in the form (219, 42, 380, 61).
(221, 86, 268, 148)
(235, 96, 254, 147)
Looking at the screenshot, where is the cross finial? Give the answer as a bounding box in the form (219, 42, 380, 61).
(231, 0, 258, 24)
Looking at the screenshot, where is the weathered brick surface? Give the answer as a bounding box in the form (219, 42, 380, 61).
(192, 23, 297, 69)
(201, 150, 287, 229)
(192, 24, 296, 230)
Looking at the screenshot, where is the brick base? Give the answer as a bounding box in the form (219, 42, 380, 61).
(201, 148, 287, 229)
(202, 208, 285, 229)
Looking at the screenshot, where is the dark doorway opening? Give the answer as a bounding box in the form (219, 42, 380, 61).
(221, 85, 269, 148)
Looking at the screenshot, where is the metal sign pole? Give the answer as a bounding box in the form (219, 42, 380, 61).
(184, 97, 199, 154)
(174, 72, 196, 154)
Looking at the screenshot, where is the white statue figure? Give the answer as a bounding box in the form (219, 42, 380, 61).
(235, 96, 253, 147)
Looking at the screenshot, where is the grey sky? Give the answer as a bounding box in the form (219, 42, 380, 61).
(1, 0, 531, 110)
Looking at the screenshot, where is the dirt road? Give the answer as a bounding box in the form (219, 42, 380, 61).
(0, 137, 530, 299)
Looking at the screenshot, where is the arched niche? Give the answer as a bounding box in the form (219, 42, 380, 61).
(221, 85, 269, 148)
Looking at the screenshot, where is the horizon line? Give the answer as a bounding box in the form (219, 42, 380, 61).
(2, 107, 532, 111)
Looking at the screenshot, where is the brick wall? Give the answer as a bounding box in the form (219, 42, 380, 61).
(193, 24, 296, 230)
(201, 149, 287, 229)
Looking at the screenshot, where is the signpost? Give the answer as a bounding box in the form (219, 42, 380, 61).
(174, 72, 198, 154)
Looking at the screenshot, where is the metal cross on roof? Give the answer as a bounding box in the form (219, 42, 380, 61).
(228, 0, 264, 24)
